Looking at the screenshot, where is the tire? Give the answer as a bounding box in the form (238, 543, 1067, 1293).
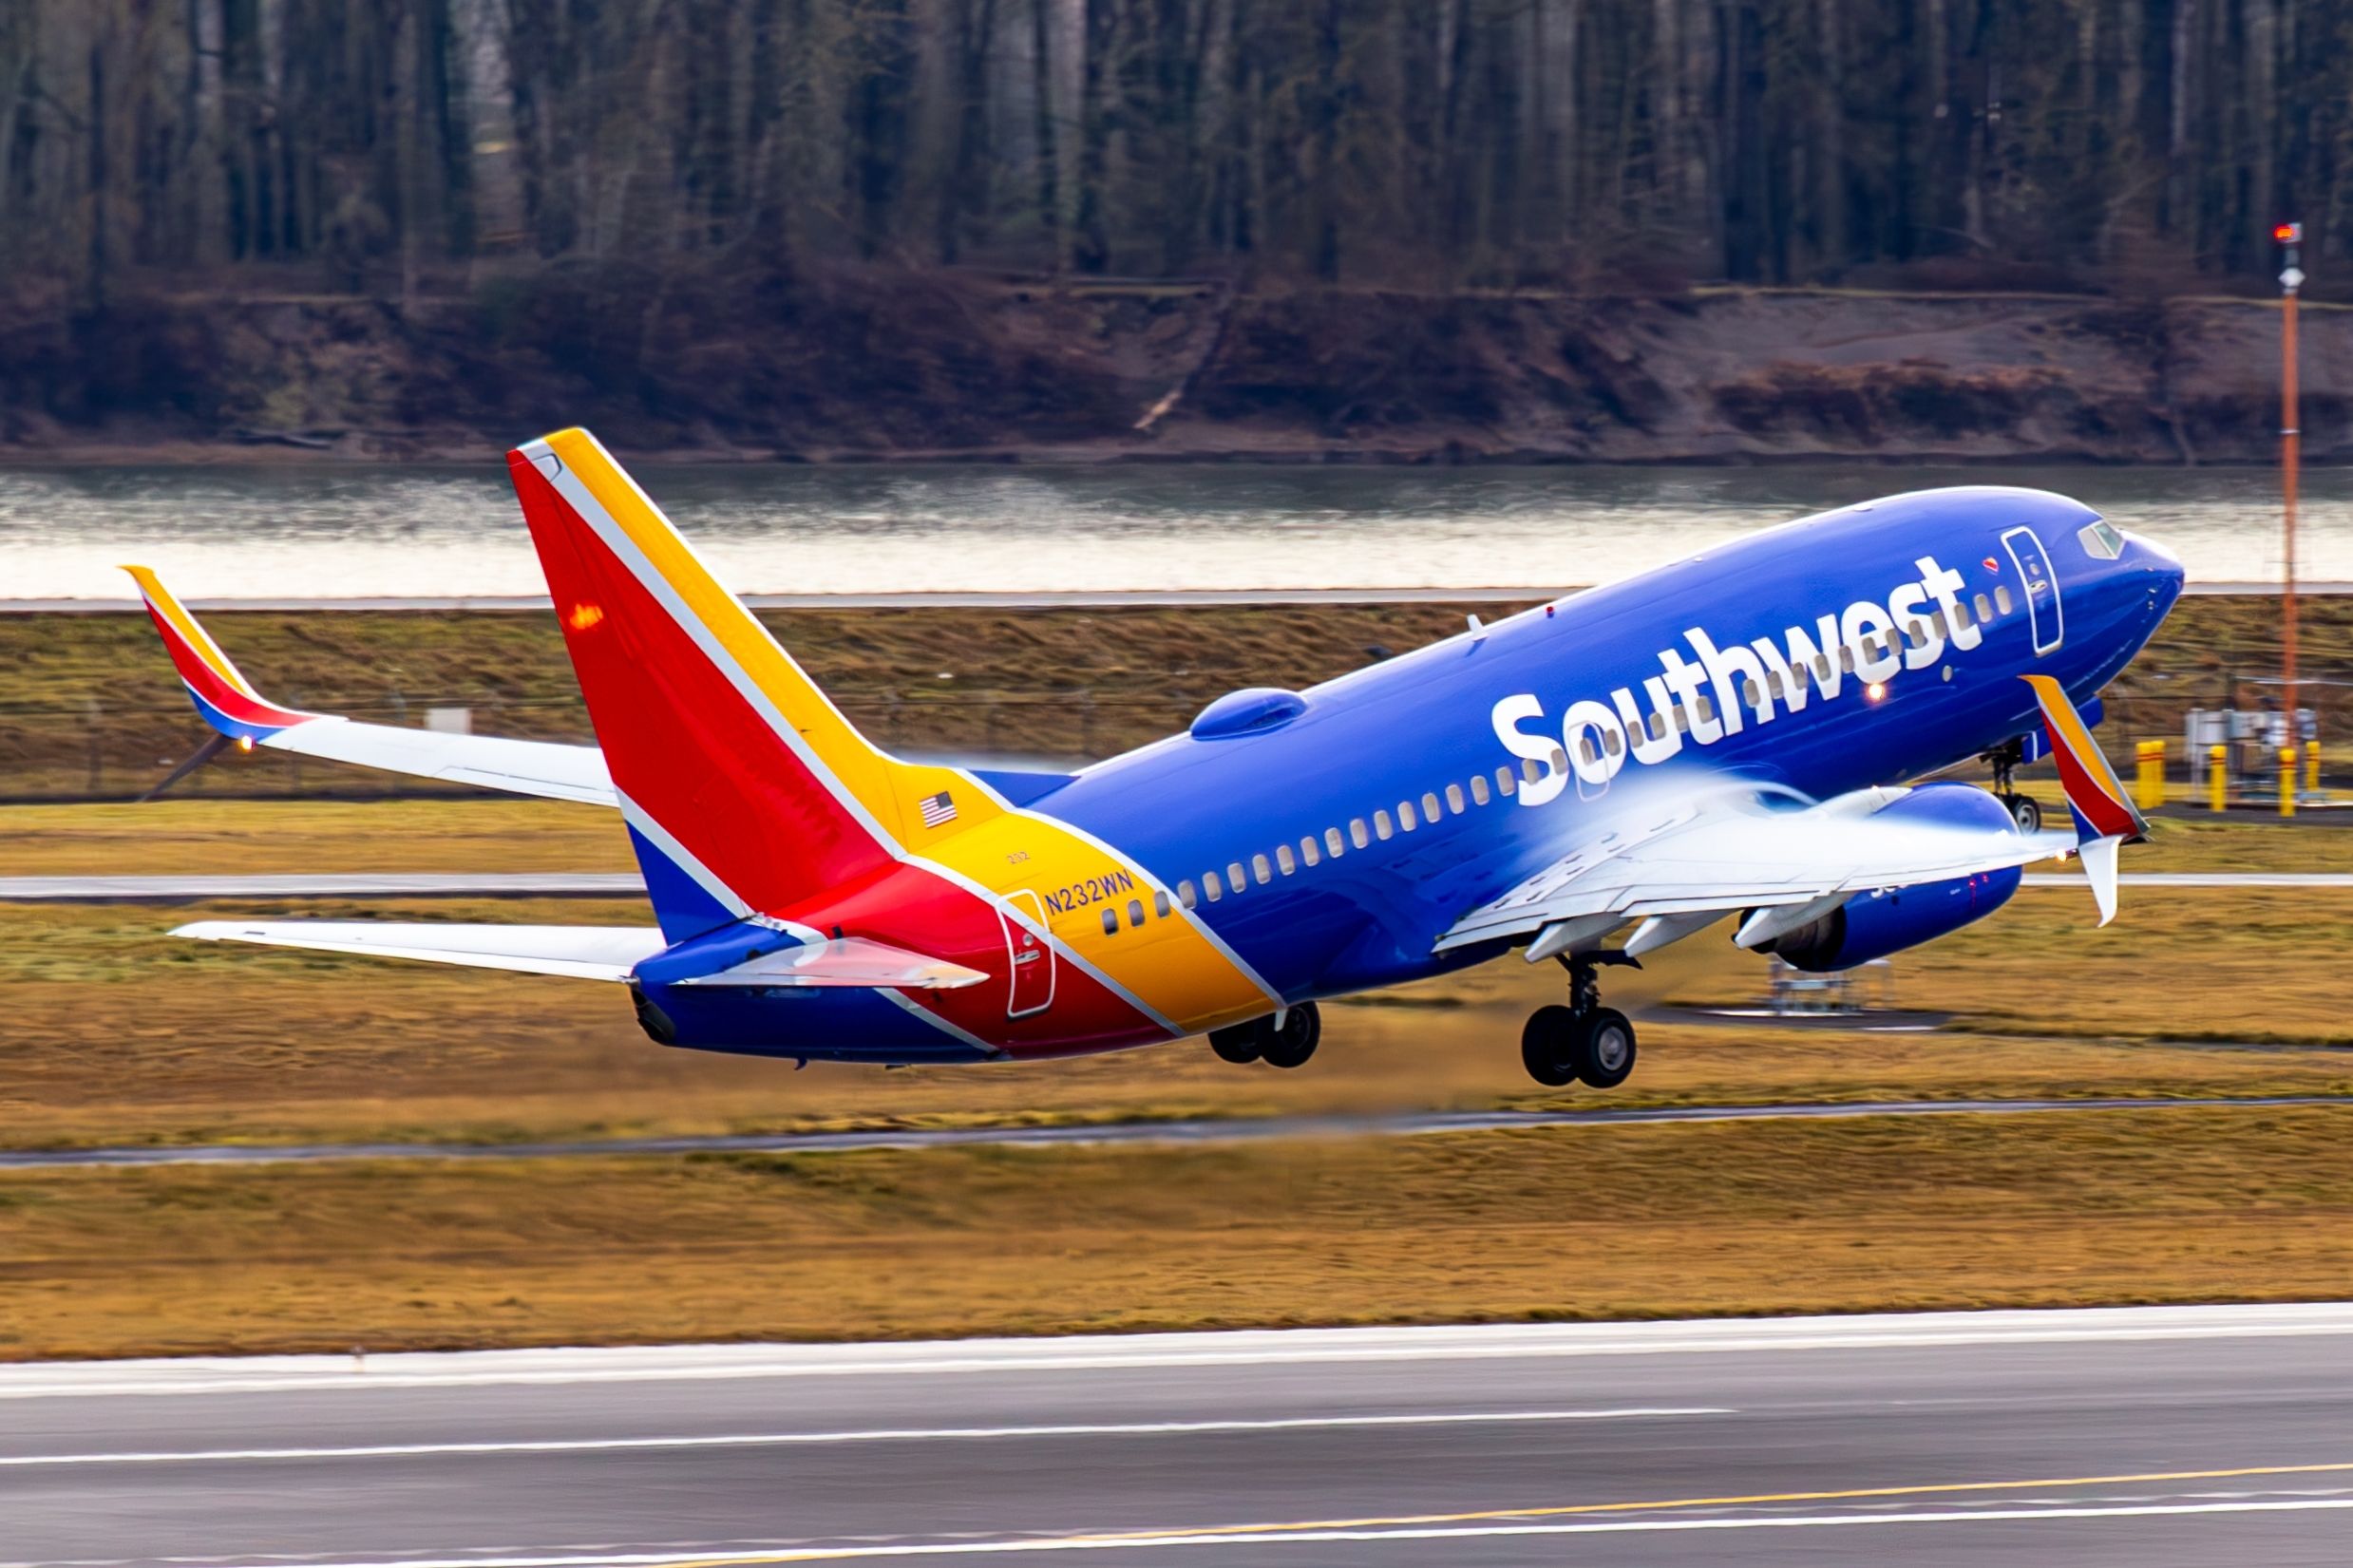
(1208, 1022, 1262, 1065)
(1569, 1008, 1638, 1089)
(1520, 1005, 1579, 1087)
(1259, 1003, 1321, 1069)
(2006, 793, 2042, 834)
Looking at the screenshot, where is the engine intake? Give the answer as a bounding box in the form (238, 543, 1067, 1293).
(1761, 784, 2023, 973)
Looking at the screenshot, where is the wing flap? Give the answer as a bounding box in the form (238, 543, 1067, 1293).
(173, 921, 665, 981)
(1438, 786, 2077, 954)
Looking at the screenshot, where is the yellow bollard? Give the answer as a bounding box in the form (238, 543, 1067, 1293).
(2210, 744, 2229, 811)
(2135, 740, 2167, 810)
(2307, 741, 2322, 795)
(2282, 747, 2298, 818)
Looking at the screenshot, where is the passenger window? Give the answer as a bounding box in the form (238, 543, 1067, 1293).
(1228, 860, 1247, 891)
(1995, 584, 2014, 615)
(1696, 694, 1716, 724)
(1128, 898, 1146, 929)
(1523, 758, 1545, 784)
(1601, 730, 1622, 759)
(1101, 909, 1118, 935)
(1375, 810, 1395, 840)
(1154, 890, 1171, 917)
(1351, 818, 1371, 847)
(1469, 775, 1490, 806)
(1839, 646, 1855, 673)
(1204, 871, 1223, 901)
(1396, 801, 1416, 831)
(1277, 844, 1297, 875)
(1497, 766, 1517, 797)
(1422, 790, 1442, 820)
(1738, 676, 1759, 706)
(1903, 621, 1926, 651)
(1576, 737, 1598, 767)
(1974, 593, 1993, 622)
(1673, 703, 1690, 733)
(1247, 854, 1267, 885)
(1326, 826, 1346, 856)
(1178, 878, 1197, 909)
(1951, 599, 1973, 631)
(1447, 784, 1467, 814)
(1814, 654, 1833, 683)
(1300, 837, 1319, 867)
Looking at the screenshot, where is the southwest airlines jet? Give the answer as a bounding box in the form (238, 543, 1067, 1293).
(129, 428, 2180, 1088)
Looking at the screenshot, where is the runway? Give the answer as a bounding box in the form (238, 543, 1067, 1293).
(8, 578, 2344, 614)
(9, 870, 2351, 901)
(4, 1094, 2346, 1171)
(6, 1304, 2351, 1566)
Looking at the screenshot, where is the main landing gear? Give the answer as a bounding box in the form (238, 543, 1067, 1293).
(1521, 952, 1639, 1089)
(1208, 1002, 1321, 1069)
(1983, 739, 2043, 833)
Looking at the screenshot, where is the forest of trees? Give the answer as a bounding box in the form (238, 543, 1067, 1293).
(4, 0, 2349, 302)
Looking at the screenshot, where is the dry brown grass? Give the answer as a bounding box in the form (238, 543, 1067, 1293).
(4, 874, 2351, 1152)
(5, 1107, 2350, 1361)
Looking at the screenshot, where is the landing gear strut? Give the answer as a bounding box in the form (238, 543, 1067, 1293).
(1208, 1002, 1321, 1069)
(1983, 739, 2042, 833)
(1520, 952, 1639, 1089)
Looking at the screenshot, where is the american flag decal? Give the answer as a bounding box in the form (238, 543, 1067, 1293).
(918, 789, 958, 828)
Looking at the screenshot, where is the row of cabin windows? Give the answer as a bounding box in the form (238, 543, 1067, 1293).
(1572, 588, 2024, 763)
(1103, 588, 2031, 935)
(1156, 758, 1553, 916)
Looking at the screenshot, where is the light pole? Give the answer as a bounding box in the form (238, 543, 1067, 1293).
(2275, 221, 2304, 742)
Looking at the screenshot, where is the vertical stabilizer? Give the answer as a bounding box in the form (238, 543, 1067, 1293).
(507, 428, 996, 939)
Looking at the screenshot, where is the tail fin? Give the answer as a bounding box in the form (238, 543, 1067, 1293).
(2021, 674, 2146, 928)
(123, 566, 313, 741)
(508, 428, 994, 940)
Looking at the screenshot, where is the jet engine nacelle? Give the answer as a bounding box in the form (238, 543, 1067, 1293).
(1763, 784, 2022, 973)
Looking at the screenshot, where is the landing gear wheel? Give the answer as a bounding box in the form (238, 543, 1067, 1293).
(1520, 1005, 1579, 1087)
(1208, 1024, 1262, 1065)
(1568, 1007, 1638, 1089)
(2002, 792, 2042, 833)
(1259, 1004, 1321, 1069)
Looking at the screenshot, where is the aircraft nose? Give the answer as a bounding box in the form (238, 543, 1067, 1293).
(2122, 531, 2186, 613)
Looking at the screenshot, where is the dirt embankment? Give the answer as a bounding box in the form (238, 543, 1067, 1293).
(0, 266, 2342, 464)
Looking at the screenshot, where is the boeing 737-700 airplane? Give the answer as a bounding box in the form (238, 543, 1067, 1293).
(130, 427, 2180, 1087)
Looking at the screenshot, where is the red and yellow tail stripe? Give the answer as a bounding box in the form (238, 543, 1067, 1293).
(2022, 673, 2147, 843)
(511, 429, 1280, 1050)
(123, 565, 313, 741)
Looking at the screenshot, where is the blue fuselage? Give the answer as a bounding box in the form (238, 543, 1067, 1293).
(1048, 485, 2182, 1001)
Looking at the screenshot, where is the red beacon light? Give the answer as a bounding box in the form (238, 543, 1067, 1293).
(2276, 222, 2304, 246)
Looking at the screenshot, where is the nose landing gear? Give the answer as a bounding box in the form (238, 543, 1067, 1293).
(1208, 1002, 1321, 1068)
(1521, 952, 1639, 1088)
(1983, 739, 2043, 833)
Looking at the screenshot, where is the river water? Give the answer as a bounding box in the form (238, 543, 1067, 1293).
(0, 462, 2337, 601)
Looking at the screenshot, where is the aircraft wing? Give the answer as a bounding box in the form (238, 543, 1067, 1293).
(125, 566, 616, 806)
(1434, 784, 2078, 958)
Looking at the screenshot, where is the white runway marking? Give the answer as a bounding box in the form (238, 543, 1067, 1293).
(6, 1302, 2350, 1401)
(39, 1497, 2353, 1568)
(0, 1407, 1729, 1468)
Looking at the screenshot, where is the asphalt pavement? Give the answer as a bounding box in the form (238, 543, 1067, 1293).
(5, 1303, 2351, 1566)
(3, 1094, 2348, 1171)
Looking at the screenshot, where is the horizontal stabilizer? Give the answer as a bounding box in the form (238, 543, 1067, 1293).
(173, 921, 665, 981)
(675, 935, 990, 991)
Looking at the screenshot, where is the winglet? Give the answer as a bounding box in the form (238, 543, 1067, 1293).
(2021, 674, 2148, 845)
(2021, 674, 2142, 929)
(122, 565, 314, 741)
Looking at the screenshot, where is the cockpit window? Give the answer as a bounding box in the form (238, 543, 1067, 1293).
(2077, 520, 2124, 559)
